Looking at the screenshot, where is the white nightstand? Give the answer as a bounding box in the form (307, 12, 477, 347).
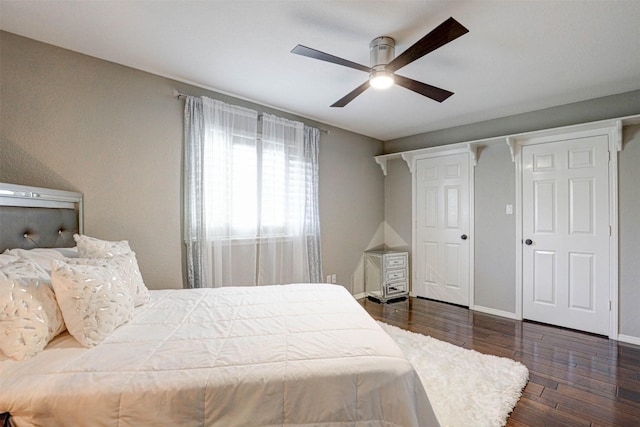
(364, 250, 409, 303)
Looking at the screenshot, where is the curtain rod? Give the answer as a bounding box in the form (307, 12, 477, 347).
(173, 90, 329, 135)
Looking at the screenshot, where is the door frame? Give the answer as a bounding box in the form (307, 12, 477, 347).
(510, 122, 622, 339)
(402, 144, 476, 307)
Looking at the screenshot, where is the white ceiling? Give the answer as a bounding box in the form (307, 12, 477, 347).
(2, 0, 639, 141)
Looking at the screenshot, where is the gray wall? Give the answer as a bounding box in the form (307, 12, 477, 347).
(473, 143, 516, 312)
(384, 159, 412, 251)
(383, 92, 640, 337)
(386, 90, 640, 153)
(0, 31, 384, 293)
(619, 125, 640, 339)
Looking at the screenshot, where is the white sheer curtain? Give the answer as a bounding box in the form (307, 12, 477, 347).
(184, 96, 259, 288)
(184, 96, 322, 288)
(258, 114, 322, 285)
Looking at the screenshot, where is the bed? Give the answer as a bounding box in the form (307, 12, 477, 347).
(0, 183, 439, 427)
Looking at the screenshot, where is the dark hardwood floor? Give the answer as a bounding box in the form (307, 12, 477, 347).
(359, 296, 640, 426)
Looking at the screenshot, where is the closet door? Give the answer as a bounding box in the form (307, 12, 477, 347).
(521, 135, 610, 335)
(414, 153, 471, 306)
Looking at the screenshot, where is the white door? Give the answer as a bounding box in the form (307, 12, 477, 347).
(414, 153, 471, 306)
(522, 135, 610, 335)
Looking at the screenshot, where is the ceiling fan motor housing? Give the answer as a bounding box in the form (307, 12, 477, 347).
(369, 36, 395, 72)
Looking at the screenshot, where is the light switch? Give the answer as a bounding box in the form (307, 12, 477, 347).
(506, 204, 513, 215)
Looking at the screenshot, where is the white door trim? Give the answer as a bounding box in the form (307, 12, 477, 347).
(403, 145, 476, 307)
(511, 122, 622, 339)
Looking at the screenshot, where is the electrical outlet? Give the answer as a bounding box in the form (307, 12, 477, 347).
(326, 275, 331, 283)
(331, 274, 337, 284)
(506, 204, 513, 215)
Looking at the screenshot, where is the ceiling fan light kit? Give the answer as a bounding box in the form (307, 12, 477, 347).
(291, 17, 469, 107)
(369, 70, 394, 90)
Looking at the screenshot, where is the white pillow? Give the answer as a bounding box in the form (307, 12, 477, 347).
(52, 247, 79, 259)
(73, 234, 150, 306)
(0, 253, 19, 267)
(66, 253, 150, 306)
(74, 234, 131, 258)
(0, 259, 66, 360)
(4, 247, 71, 273)
(51, 260, 134, 347)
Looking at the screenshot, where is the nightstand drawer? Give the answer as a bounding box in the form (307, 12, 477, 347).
(386, 282, 407, 295)
(385, 269, 406, 281)
(385, 255, 407, 269)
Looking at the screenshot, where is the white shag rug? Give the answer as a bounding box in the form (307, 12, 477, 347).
(379, 322, 529, 427)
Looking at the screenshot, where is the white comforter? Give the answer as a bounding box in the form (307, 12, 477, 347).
(0, 284, 439, 426)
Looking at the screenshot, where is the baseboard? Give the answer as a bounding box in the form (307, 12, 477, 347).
(617, 334, 640, 346)
(472, 305, 519, 320)
(403, 297, 519, 320)
(353, 292, 366, 300)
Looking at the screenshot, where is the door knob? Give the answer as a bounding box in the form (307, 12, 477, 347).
(461, 234, 468, 240)
(524, 239, 533, 245)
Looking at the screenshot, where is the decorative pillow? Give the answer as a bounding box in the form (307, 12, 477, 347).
(0, 259, 66, 360)
(73, 234, 150, 306)
(74, 234, 132, 258)
(66, 253, 150, 306)
(50, 260, 134, 347)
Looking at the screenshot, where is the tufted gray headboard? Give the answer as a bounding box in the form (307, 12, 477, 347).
(0, 183, 83, 252)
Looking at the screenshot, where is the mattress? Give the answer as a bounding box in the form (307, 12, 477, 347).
(0, 283, 438, 426)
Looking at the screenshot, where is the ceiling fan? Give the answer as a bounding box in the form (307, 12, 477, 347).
(291, 17, 469, 107)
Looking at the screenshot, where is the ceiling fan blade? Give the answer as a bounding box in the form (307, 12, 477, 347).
(331, 80, 371, 107)
(291, 45, 371, 73)
(393, 75, 454, 103)
(386, 17, 469, 73)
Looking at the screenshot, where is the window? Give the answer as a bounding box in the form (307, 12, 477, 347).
(184, 96, 322, 287)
